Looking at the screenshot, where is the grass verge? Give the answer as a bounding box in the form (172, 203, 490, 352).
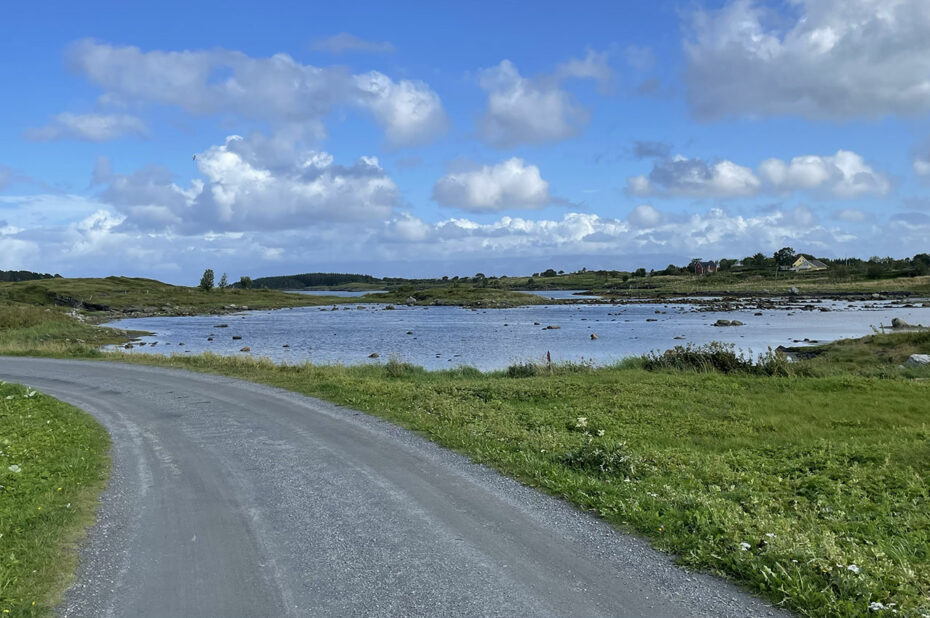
(0, 382, 110, 617)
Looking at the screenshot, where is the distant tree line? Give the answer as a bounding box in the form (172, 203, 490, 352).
(0, 270, 61, 282)
(248, 272, 379, 289)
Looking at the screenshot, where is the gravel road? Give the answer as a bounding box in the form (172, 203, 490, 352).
(0, 357, 788, 617)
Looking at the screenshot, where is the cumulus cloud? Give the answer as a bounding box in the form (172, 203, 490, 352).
(477, 52, 610, 148)
(916, 158, 930, 177)
(627, 204, 663, 228)
(310, 33, 395, 55)
(6, 191, 930, 280)
(555, 49, 613, 90)
(99, 134, 399, 232)
(627, 155, 760, 198)
(432, 158, 551, 212)
(759, 150, 890, 197)
(354, 72, 447, 146)
(65, 39, 445, 146)
(684, 0, 930, 120)
(629, 149, 889, 199)
(25, 112, 147, 141)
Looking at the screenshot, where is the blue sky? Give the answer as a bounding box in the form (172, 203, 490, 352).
(2, 0, 929, 283)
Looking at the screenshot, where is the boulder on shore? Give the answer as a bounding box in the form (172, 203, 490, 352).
(905, 354, 930, 367)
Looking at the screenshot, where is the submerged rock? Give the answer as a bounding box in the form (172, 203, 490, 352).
(369, 352, 380, 358)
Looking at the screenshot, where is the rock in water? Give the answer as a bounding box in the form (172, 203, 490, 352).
(905, 354, 930, 367)
(239, 347, 251, 352)
(590, 333, 598, 340)
(714, 319, 732, 327)
(369, 352, 380, 358)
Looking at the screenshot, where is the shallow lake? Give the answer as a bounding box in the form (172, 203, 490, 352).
(106, 298, 930, 371)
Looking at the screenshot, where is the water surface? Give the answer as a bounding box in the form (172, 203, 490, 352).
(107, 299, 930, 371)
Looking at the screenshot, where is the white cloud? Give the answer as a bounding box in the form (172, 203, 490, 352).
(628, 204, 663, 228)
(684, 0, 930, 119)
(354, 72, 447, 146)
(627, 155, 760, 198)
(99, 134, 399, 232)
(629, 149, 888, 199)
(477, 59, 593, 148)
(25, 112, 147, 141)
(915, 157, 930, 178)
(310, 33, 395, 55)
(555, 49, 613, 90)
(758, 150, 890, 197)
(65, 39, 445, 146)
(432, 158, 551, 212)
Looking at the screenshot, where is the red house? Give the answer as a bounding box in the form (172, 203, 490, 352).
(694, 261, 718, 275)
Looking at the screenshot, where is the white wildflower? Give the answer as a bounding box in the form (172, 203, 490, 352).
(648, 492, 658, 498)
(4, 395, 13, 400)
(596, 429, 605, 437)
(869, 602, 886, 612)
(575, 417, 588, 428)
(847, 564, 860, 574)
(765, 533, 776, 538)
(25, 389, 37, 398)
(739, 542, 751, 551)
(8, 464, 21, 473)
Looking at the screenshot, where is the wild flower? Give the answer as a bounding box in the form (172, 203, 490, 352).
(575, 417, 588, 428)
(869, 602, 886, 612)
(4, 396, 13, 400)
(739, 542, 751, 551)
(25, 389, 37, 398)
(7, 465, 21, 473)
(847, 564, 860, 574)
(596, 429, 605, 437)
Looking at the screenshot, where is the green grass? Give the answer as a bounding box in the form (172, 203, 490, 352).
(498, 269, 930, 297)
(0, 305, 137, 357)
(0, 382, 110, 617)
(0, 276, 354, 314)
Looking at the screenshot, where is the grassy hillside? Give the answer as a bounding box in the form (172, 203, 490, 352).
(0, 276, 355, 315)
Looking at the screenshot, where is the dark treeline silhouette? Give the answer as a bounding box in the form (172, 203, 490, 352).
(0, 270, 61, 282)
(250, 272, 378, 289)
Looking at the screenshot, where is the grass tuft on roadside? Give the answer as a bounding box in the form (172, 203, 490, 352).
(0, 382, 110, 617)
